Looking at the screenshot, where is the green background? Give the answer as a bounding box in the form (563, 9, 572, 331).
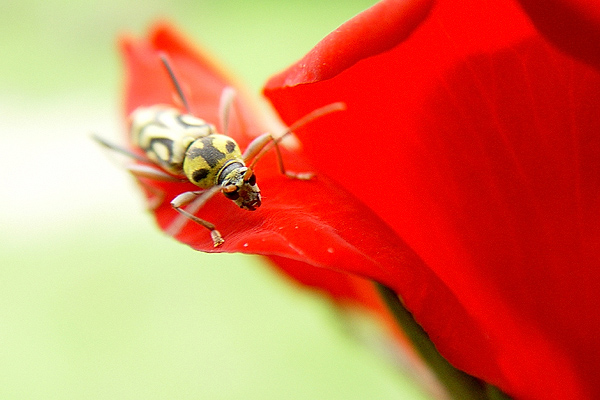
(1, 1, 432, 398)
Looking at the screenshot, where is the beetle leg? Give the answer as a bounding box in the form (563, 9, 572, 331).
(94, 134, 183, 210)
(92, 133, 150, 163)
(167, 186, 224, 247)
(126, 163, 181, 181)
(125, 164, 184, 210)
(243, 132, 314, 180)
(241, 102, 345, 179)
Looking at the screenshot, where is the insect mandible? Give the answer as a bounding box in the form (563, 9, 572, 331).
(94, 54, 344, 247)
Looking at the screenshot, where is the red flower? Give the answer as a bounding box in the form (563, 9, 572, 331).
(120, 0, 600, 398)
(265, 0, 600, 399)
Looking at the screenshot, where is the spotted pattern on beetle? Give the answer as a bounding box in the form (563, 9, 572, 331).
(130, 105, 216, 175)
(183, 134, 242, 188)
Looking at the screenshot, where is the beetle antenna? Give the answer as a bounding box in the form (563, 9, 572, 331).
(287, 102, 346, 133)
(246, 102, 347, 170)
(159, 53, 191, 114)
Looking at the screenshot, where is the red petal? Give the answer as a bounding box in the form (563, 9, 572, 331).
(517, 0, 600, 69)
(269, 255, 415, 351)
(121, 22, 262, 144)
(264, 1, 600, 399)
(121, 24, 499, 382)
(265, 0, 435, 87)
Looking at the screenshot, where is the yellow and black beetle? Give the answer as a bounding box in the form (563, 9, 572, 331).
(94, 54, 343, 247)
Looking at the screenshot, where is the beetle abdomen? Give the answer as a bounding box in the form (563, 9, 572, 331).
(131, 105, 216, 175)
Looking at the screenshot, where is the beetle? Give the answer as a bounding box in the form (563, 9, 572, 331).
(94, 53, 343, 247)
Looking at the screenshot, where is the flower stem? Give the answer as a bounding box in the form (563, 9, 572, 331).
(374, 282, 509, 400)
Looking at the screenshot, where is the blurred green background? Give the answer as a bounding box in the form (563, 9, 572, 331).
(1, 1, 432, 398)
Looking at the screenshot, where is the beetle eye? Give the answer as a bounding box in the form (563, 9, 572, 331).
(224, 190, 240, 200)
(246, 174, 256, 186)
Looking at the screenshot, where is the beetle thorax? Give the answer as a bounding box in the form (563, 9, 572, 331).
(183, 134, 243, 188)
(130, 106, 216, 175)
